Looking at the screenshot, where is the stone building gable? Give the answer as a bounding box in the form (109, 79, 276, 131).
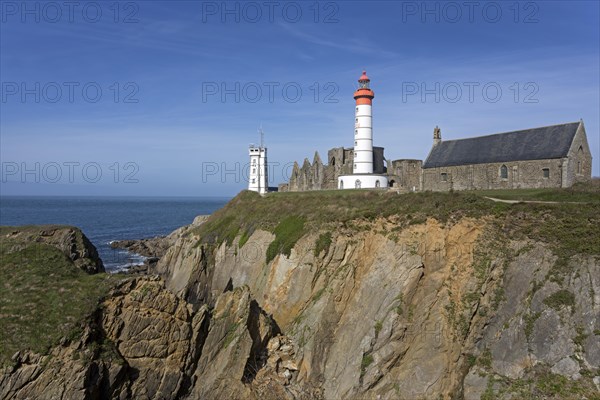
(564, 121, 593, 186)
(423, 122, 581, 168)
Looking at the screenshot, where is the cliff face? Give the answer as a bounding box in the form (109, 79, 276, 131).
(2, 191, 599, 399)
(156, 216, 599, 399)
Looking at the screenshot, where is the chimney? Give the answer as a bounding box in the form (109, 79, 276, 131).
(433, 125, 441, 145)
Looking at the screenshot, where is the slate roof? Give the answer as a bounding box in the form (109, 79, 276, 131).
(423, 122, 580, 169)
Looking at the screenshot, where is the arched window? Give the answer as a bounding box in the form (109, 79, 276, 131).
(331, 158, 335, 166)
(375, 180, 380, 188)
(355, 179, 361, 189)
(252, 168, 256, 174)
(577, 162, 582, 174)
(339, 180, 344, 189)
(500, 165, 508, 179)
(389, 179, 395, 188)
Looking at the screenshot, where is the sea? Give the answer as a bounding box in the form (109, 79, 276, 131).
(0, 196, 230, 272)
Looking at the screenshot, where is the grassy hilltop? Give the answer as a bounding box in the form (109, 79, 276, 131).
(194, 182, 600, 265)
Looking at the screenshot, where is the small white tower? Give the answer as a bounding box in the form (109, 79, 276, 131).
(248, 128, 268, 194)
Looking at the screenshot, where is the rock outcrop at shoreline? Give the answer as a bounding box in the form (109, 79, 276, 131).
(1, 190, 599, 399)
(110, 215, 210, 271)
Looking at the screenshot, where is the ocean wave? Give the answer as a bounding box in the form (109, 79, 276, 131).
(104, 250, 147, 273)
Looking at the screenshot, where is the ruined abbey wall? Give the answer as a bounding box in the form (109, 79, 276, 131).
(283, 147, 386, 192)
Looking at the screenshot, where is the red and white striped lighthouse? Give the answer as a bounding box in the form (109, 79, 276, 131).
(353, 70, 375, 174)
(338, 71, 388, 190)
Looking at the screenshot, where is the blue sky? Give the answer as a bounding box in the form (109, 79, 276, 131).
(1, 0, 599, 196)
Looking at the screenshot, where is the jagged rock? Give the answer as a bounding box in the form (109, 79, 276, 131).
(267, 336, 282, 352)
(463, 368, 488, 400)
(282, 360, 298, 371)
(551, 357, 581, 379)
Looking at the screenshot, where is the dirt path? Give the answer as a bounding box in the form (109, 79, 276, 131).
(484, 197, 585, 204)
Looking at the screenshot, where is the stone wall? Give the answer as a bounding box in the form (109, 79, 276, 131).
(387, 159, 423, 191)
(422, 158, 568, 191)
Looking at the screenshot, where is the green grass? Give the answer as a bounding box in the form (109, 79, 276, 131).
(0, 241, 118, 367)
(361, 353, 374, 372)
(490, 366, 600, 399)
(524, 312, 541, 340)
(314, 232, 332, 257)
(193, 189, 501, 242)
(393, 292, 404, 316)
(238, 229, 251, 248)
(478, 348, 493, 369)
(543, 289, 576, 312)
(265, 216, 306, 264)
(190, 184, 599, 268)
(312, 287, 326, 302)
(374, 320, 383, 337)
(574, 326, 588, 347)
(222, 322, 240, 349)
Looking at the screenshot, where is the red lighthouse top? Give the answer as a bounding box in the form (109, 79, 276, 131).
(354, 70, 374, 105)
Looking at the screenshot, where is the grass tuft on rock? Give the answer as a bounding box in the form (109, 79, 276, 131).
(266, 216, 306, 264)
(543, 289, 576, 312)
(314, 232, 332, 257)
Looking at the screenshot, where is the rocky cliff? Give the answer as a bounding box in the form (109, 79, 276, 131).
(1, 190, 599, 399)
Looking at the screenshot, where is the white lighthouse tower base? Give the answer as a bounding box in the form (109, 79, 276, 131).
(338, 174, 388, 190)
